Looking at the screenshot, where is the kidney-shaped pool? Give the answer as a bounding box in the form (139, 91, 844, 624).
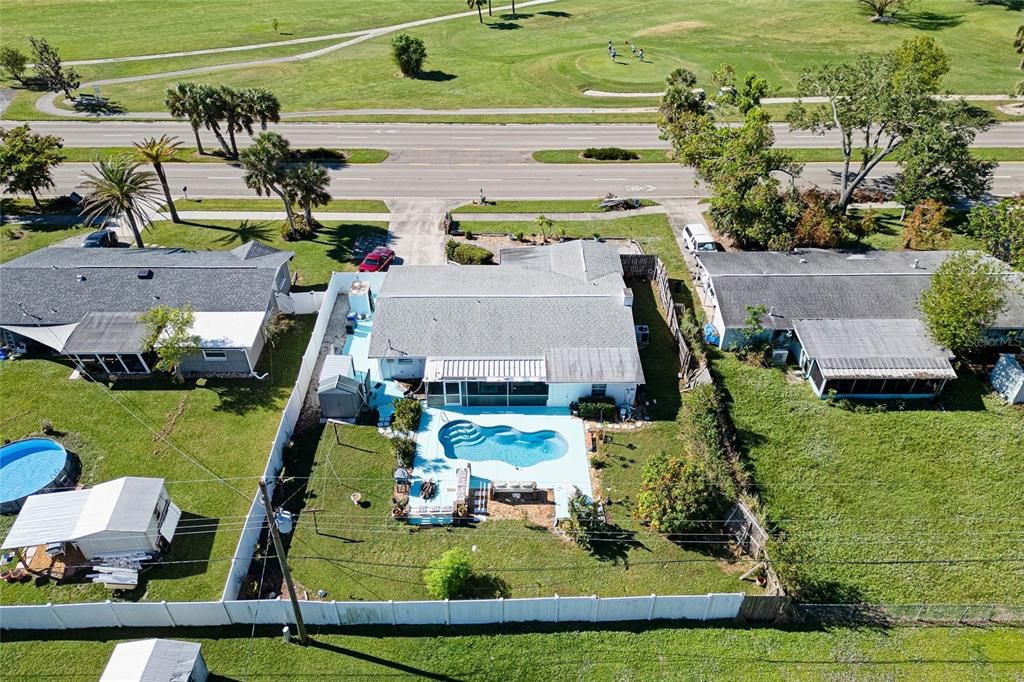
(439, 420, 569, 467)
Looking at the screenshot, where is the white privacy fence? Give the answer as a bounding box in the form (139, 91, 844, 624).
(0, 593, 746, 630)
(222, 272, 388, 601)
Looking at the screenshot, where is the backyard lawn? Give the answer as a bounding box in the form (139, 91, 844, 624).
(3, 623, 1024, 680)
(714, 353, 1024, 604)
(0, 317, 315, 604)
(58, 0, 1022, 113)
(282, 283, 759, 601)
(145, 219, 389, 288)
(1, 223, 91, 262)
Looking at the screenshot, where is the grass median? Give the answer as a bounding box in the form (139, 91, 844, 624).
(534, 148, 1024, 164)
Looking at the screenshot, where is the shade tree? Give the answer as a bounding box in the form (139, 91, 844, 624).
(0, 124, 65, 209)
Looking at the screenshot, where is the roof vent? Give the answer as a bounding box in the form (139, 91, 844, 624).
(137, 269, 153, 279)
(799, 258, 807, 264)
(76, 274, 86, 282)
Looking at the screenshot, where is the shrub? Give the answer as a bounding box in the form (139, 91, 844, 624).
(451, 242, 494, 265)
(560, 491, 605, 551)
(633, 450, 734, 534)
(463, 230, 474, 240)
(582, 147, 639, 161)
(392, 436, 417, 469)
(902, 200, 951, 250)
(280, 216, 314, 241)
(40, 419, 55, 435)
(391, 397, 423, 432)
(391, 33, 427, 78)
(576, 396, 616, 421)
(513, 231, 524, 242)
(445, 239, 458, 261)
(423, 547, 473, 599)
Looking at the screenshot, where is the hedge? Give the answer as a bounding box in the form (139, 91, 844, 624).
(583, 147, 639, 161)
(448, 240, 494, 265)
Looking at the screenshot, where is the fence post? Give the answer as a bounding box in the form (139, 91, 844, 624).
(107, 600, 123, 628)
(591, 595, 598, 623)
(48, 602, 69, 630)
(499, 597, 505, 624)
(162, 601, 177, 627)
(700, 595, 714, 621)
(647, 594, 657, 620)
(390, 600, 397, 626)
(220, 600, 232, 625)
(444, 599, 450, 626)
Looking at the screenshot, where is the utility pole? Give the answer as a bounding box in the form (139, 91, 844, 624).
(259, 479, 308, 645)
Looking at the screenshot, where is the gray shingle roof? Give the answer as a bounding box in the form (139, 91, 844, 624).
(499, 240, 624, 284)
(0, 244, 292, 325)
(794, 318, 957, 380)
(702, 250, 1024, 329)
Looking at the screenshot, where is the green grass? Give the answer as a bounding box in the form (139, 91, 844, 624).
(843, 208, 983, 251)
(75, 0, 1022, 114)
(166, 198, 388, 213)
(146, 219, 388, 288)
(3, 624, 1024, 680)
(454, 199, 658, 213)
(1, 0, 453, 60)
(284, 282, 757, 601)
(534, 148, 1024, 164)
(714, 353, 1024, 604)
(56, 147, 389, 164)
(0, 223, 91, 262)
(0, 318, 314, 604)
(457, 215, 686, 279)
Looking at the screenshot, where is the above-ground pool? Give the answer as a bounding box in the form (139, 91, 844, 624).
(0, 438, 80, 515)
(439, 420, 568, 467)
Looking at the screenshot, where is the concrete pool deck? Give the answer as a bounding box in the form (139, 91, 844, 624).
(342, 318, 405, 423)
(410, 407, 592, 521)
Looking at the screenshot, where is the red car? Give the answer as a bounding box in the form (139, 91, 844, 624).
(358, 246, 395, 272)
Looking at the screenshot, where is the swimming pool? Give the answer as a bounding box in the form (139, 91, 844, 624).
(0, 438, 80, 515)
(439, 420, 568, 467)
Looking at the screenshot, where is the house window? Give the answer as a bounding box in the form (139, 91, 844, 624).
(203, 349, 228, 361)
(397, 359, 414, 365)
(591, 384, 608, 398)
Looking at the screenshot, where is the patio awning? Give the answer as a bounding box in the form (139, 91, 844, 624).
(0, 323, 79, 352)
(424, 357, 546, 382)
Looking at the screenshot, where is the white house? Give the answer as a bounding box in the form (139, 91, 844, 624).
(100, 639, 208, 682)
(1, 477, 180, 560)
(365, 241, 645, 408)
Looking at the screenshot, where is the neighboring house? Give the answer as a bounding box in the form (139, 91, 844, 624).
(1, 477, 180, 560)
(366, 240, 645, 408)
(0, 243, 293, 377)
(100, 639, 208, 682)
(695, 249, 1024, 400)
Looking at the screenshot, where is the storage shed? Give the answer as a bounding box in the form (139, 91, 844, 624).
(1, 477, 180, 560)
(100, 639, 208, 682)
(318, 354, 369, 419)
(990, 354, 1024, 404)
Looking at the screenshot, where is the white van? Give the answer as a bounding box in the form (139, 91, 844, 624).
(682, 223, 716, 252)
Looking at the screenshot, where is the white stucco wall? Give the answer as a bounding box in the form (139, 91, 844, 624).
(379, 357, 426, 380)
(547, 382, 636, 407)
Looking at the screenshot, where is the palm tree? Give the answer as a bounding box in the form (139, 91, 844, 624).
(134, 135, 184, 224)
(79, 157, 161, 248)
(242, 88, 281, 131)
(240, 132, 296, 233)
(467, 0, 485, 23)
(192, 83, 232, 158)
(164, 82, 206, 155)
(286, 162, 332, 228)
(1016, 25, 1024, 70)
(215, 86, 249, 159)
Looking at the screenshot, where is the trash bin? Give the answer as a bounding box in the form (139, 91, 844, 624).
(345, 312, 358, 335)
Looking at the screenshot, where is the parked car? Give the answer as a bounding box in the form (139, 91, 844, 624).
(82, 229, 119, 248)
(358, 246, 395, 272)
(682, 223, 714, 252)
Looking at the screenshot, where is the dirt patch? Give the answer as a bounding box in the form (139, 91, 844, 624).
(997, 103, 1024, 118)
(488, 491, 555, 527)
(636, 20, 707, 37)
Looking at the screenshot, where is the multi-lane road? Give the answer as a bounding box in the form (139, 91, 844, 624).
(6, 120, 1024, 151)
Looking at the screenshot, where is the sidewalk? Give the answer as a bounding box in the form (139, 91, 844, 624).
(175, 211, 391, 222)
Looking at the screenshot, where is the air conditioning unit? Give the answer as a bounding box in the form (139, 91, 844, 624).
(634, 325, 650, 348)
(771, 349, 789, 366)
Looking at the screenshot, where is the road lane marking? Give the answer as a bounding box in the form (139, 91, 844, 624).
(594, 178, 629, 181)
(101, 134, 134, 137)
(451, 136, 483, 140)
(208, 176, 239, 179)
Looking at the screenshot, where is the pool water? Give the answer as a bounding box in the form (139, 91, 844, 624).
(0, 438, 76, 514)
(439, 420, 568, 467)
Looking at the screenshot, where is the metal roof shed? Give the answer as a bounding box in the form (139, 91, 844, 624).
(991, 354, 1024, 404)
(100, 639, 208, 682)
(318, 354, 369, 419)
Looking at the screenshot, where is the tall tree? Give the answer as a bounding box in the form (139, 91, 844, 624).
(28, 36, 80, 99)
(240, 132, 296, 233)
(216, 86, 248, 159)
(80, 157, 161, 248)
(1016, 25, 1024, 70)
(134, 135, 184, 224)
(467, 0, 486, 23)
(285, 161, 332, 228)
(241, 88, 281, 130)
(920, 251, 1007, 355)
(0, 125, 65, 209)
(857, 0, 915, 21)
(192, 83, 233, 158)
(0, 46, 29, 85)
(965, 195, 1024, 271)
(164, 82, 207, 155)
(788, 37, 988, 212)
